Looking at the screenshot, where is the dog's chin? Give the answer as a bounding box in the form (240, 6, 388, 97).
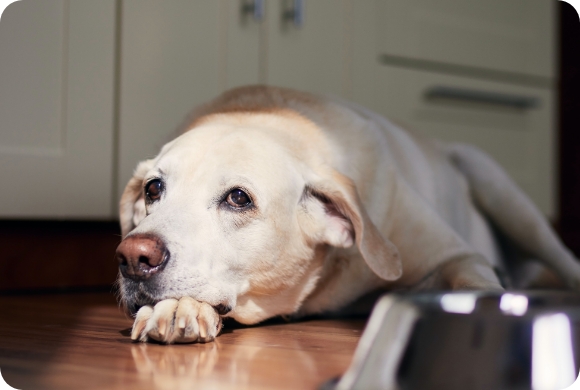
(119, 278, 164, 316)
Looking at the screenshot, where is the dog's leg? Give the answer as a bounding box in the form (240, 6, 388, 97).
(449, 143, 580, 290)
(385, 171, 504, 291)
(131, 297, 222, 344)
(438, 254, 504, 291)
(411, 253, 504, 291)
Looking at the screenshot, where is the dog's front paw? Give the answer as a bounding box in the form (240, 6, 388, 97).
(130, 297, 222, 344)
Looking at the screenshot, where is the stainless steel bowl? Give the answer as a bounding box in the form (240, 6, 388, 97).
(331, 291, 580, 390)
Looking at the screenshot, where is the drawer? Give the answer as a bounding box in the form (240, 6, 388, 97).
(370, 66, 556, 217)
(377, 0, 555, 79)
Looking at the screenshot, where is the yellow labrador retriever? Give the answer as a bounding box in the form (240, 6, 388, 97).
(116, 86, 580, 344)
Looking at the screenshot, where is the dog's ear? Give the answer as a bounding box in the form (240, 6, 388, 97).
(119, 159, 155, 237)
(299, 170, 402, 281)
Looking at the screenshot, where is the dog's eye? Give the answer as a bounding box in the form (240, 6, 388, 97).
(145, 179, 163, 202)
(226, 189, 251, 208)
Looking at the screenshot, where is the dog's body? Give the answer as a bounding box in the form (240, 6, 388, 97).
(117, 86, 580, 344)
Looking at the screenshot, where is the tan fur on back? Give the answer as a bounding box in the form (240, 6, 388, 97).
(183, 85, 323, 131)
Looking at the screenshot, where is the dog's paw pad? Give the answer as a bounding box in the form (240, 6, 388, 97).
(131, 297, 221, 344)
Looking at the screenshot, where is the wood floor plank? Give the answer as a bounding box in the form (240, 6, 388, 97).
(0, 293, 365, 389)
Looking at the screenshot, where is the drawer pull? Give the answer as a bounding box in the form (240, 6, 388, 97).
(283, 0, 305, 27)
(241, 0, 265, 22)
(425, 86, 540, 109)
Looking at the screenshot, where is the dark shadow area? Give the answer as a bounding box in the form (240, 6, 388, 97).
(0, 220, 121, 291)
(559, 2, 580, 256)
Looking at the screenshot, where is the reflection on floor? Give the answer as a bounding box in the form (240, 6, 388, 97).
(0, 293, 365, 390)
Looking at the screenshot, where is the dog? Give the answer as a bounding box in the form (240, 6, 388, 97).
(116, 86, 580, 344)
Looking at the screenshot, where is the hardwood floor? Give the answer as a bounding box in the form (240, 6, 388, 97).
(0, 293, 365, 390)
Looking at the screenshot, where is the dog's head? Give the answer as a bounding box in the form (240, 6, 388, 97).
(116, 111, 401, 324)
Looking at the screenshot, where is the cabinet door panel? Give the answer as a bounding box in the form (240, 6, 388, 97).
(0, 0, 116, 218)
(265, 0, 352, 97)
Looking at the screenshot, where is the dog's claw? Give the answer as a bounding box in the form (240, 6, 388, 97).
(158, 320, 166, 337)
(199, 321, 207, 340)
(130, 297, 221, 344)
(177, 317, 186, 330)
(131, 305, 153, 341)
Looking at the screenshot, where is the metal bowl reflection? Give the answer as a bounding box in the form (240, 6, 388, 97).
(333, 291, 580, 390)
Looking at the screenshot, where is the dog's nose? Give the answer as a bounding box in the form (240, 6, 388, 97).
(116, 234, 169, 281)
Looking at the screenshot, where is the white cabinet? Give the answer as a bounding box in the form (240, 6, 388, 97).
(0, 0, 558, 219)
(0, 0, 116, 218)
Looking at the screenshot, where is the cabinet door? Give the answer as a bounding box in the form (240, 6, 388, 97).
(117, 0, 261, 200)
(265, 0, 352, 98)
(0, 0, 116, 219)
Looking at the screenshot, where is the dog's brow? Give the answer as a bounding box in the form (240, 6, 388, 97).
(219, 175, 254, 189)
(145, 169, 165, 182)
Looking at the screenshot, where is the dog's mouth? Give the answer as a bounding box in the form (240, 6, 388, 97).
(119, 278, 162, 315)
(119, 278, 234, 317)
(129, 294, 158, 315)
(121, 282, 233, 317)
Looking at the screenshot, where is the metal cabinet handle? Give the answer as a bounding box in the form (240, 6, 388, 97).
(425, 86, 540, 109)
(283, 0, 304, 27)
(241, 0, 264, 22)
